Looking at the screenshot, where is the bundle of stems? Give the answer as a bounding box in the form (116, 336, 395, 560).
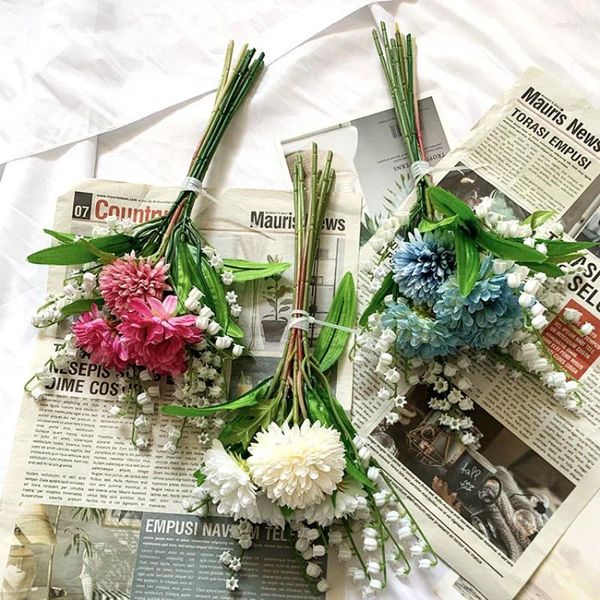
(133, 42, 266, 259)
(131, 42, 266, 334)
(372, 22, 431, 228)
(269, 145, 336, 424)
(27, 42, 269, 353)
(163, 144, 351, 444)
(165, 146, 437, 590)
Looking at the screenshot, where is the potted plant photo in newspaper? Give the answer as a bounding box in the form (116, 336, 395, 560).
(260, 255, 293, 343)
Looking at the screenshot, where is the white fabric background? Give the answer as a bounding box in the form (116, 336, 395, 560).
(1, 1, 598, 597)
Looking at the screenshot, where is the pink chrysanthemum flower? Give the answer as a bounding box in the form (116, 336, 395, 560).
(99, 253, 170, 318)
(72, 305, 128, 371)
(118, 295, 201, 376)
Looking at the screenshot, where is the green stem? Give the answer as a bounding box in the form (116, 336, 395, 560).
(175, 417, 188, 449)
(370, 499, 388, 587)
(342, 520, 371, 580)
(379, 469, 438, 566)
(373, 22, 432, 227)
(151, 44, 264, 259)
(379, 515, 410, 573)
(187, 497, 211, 513)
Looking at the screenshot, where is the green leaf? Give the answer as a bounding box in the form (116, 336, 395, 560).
(28, 234, 135, 265)
(345, 456, 376, 492)
(427, 187, 478, 226)
(225, 319, 244, 339)
(359, 271, 395, 327)
(324, 387, 356, 441)
(313, 272, 356, 373)
(79, 239, 118, 263)
(179, 244, 242, 337)
(224, 258, 277, 270)
(306, 386, 334, 426)
(218, 404, 276, 449)
(476, 229, 546, 263)
(161, 377, 272, 418)
(539, 239, 597, 257)
(521, 210, 554, 229)
(222, 258, 291, 282)
(280, 505, 294, 518)
(60, 298, 104, 316)
(193, 470, 206, 486)
(305, 379, 373, 491)
(44, 229, 76, 244)
(418, 215, 458, 233)
(454, 229, 480, 296)
(521, 262, 565, 277)
(171, 244, 193, 309)
(199, 256, 243, 339)
(218, 380, 278, 449)
(547, 252, 586, 265)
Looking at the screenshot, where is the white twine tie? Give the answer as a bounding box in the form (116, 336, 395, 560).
(179, 176, 275, 240)
(410, 160, 433, 184)
(288, 309, 357, 333)
(180, 176, 230, 205)
(409, 160, 493, 190)
(181, 176, 203, 194)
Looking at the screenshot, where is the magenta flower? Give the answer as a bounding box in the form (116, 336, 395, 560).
(118, 295, 201, 376)
(99, 253, 170, 318)
(72, 305, 128, 371)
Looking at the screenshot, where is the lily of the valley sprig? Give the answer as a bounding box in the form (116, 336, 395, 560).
(25, 42, 291, 451)
(167, 145, 436, 597)
(357, 23, 596, 447)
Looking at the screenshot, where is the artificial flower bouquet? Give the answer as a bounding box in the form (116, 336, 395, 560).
(166, 145, 436, 597)
(356, 23, 595, 445)
(25, 43, 290, 450)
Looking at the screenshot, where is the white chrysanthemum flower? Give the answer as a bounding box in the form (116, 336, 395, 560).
(202, 440, 259, 521)
(247, 420, 345, 510)
(256, 493, 286, 529)
(299, 479, 366, 526)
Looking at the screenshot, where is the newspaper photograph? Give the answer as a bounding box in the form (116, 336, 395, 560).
(281, 97, 450, 245)
(347, 67, 600, 600)
(0, 179, 362, 598)
(437, 488, 600, 600)
(0, 502, 331, 599)
(371, 385, 575, 562)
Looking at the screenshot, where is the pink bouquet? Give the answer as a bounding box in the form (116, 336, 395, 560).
(25, 43, 289, 451)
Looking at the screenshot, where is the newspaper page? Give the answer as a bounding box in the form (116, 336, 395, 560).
(437, 491, 600, 600)
(348, 67, 600, 600)
(281, 97, 450, 245)
(0, 180, 361, 598)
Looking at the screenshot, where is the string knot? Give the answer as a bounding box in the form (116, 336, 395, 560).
(288, 309, 356, 334)
(410, 160, 432, 184)
(289, 309, 312, 331)
(181, 176, 203, 194)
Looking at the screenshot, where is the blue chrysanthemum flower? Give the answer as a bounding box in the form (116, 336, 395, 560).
(381, 299, 462, 360)
(391, 230, 455, 306)
(434, 258, 522, 349)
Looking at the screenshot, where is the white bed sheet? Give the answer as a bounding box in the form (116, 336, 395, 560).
(1, 1, 599, 598)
